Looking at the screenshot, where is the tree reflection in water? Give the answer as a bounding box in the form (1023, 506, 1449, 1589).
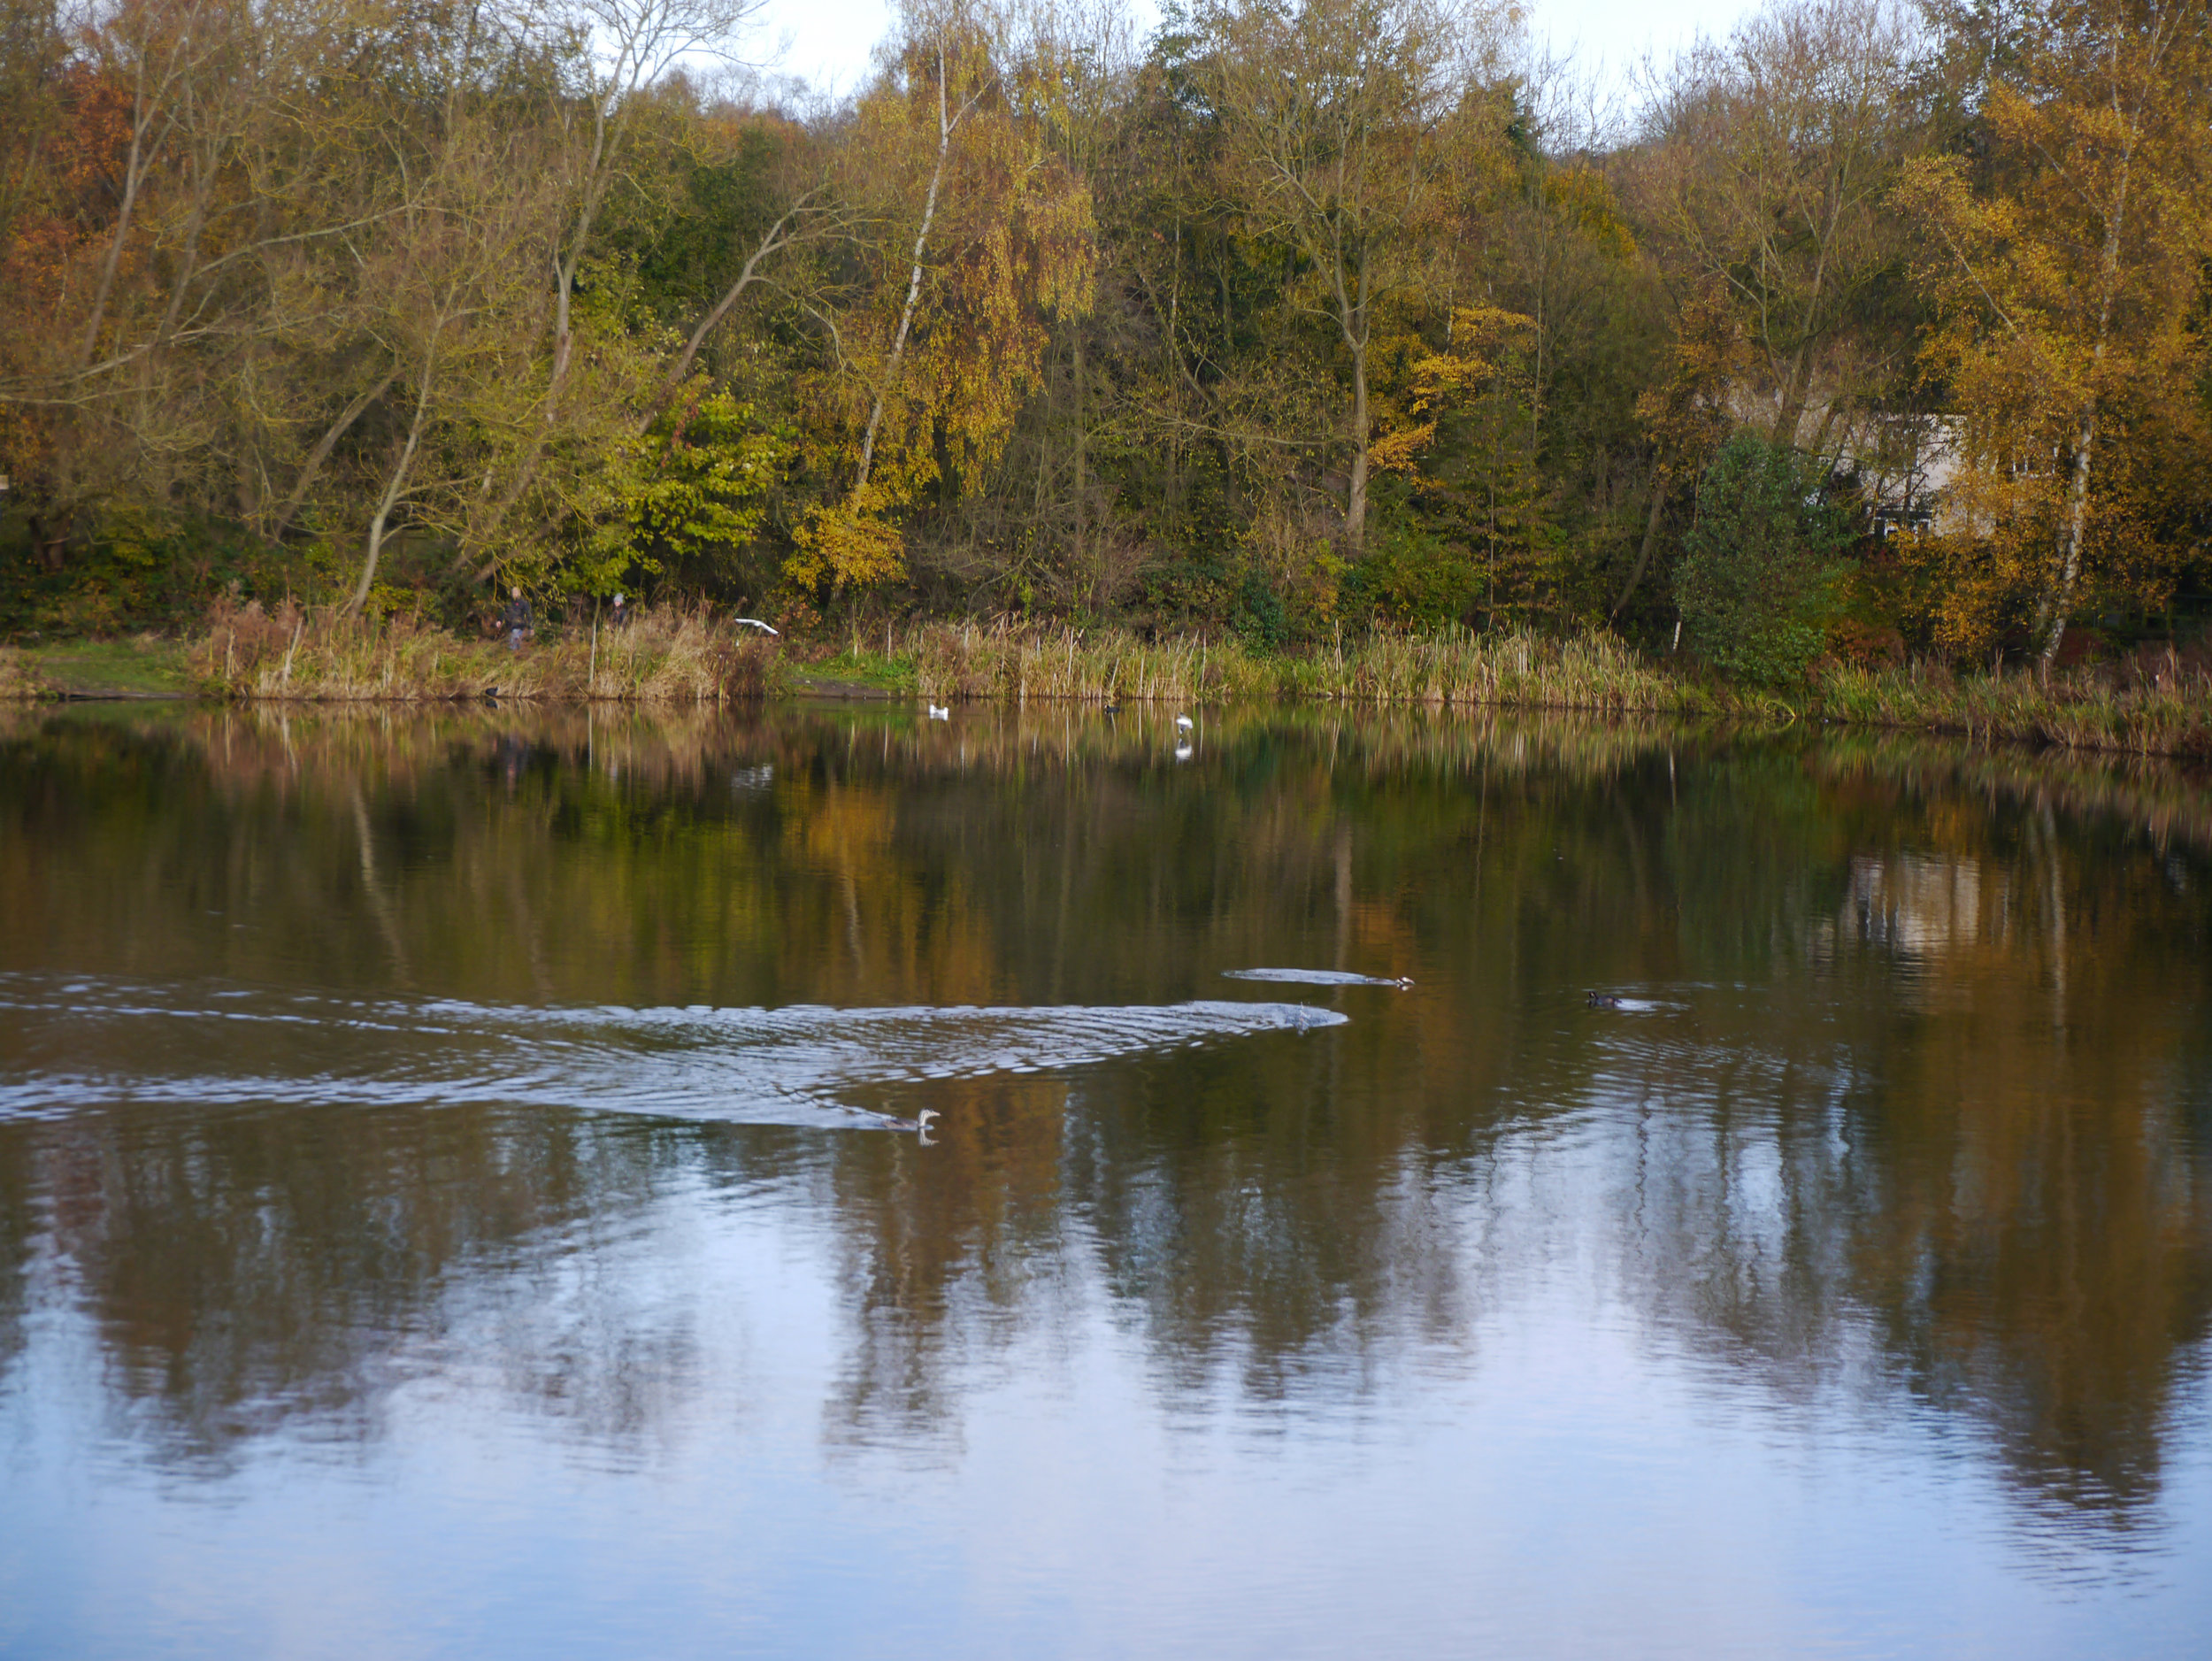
(0, 702, 2207, 1547)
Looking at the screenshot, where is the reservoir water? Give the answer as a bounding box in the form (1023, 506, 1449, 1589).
(2, 703, 2208, 1657)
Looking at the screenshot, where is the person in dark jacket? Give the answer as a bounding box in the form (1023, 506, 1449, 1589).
(501, 586, 533, 652)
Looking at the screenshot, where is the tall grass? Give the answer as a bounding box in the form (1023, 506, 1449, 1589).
(1808, 658, 2212, 759)
(905, 619, 1723, 713)
(187, 598, 778, 703)
(30, 604, 2209, 760)
(903, 621, 2207, 756)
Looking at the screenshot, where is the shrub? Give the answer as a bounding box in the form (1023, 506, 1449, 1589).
(1673, 431, 1853, 685)
(1347, 511, 1480, 631)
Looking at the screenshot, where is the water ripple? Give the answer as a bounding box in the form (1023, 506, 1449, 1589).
(0, 973, 1346, 1129)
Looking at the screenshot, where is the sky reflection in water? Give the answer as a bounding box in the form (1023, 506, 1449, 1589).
(0, 703, 2208, 1658)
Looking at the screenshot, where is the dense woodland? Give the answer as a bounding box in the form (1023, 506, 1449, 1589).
(2, 0, 2209, 673)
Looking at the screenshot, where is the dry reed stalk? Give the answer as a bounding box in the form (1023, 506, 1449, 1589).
(186, 601, 776, 705)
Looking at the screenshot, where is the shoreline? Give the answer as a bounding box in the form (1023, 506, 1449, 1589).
(4, 617, 2207, 760)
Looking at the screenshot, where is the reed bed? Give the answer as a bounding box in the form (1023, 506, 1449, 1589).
(903, 621, 2206, 756)
(187, 598, 779, 703)
(1277, 627, 1740, 712)
(22, 604, 2208, 758)
(1807, 660, 2212, 759)
(906, 619, 1718, 713)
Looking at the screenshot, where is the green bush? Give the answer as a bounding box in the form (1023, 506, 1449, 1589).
(1673, 430, 1853, 685)
(1346, 510, 1480, 631)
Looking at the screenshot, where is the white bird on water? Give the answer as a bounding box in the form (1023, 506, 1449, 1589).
(927, 703, 950, 720)
(883, 1108, 941, 1144)
(1175, 714, 1194, 731)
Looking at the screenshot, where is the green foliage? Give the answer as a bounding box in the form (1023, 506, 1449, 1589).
(1673, 431, 1854, 685)
(594, 392, 787, 596)
(623, 123, 792, 331)
(0, 509, 303, 640)
(800, 646, 920, 694)
(1347, 510, 1480, 631)
(1231, 569, 1289, 649)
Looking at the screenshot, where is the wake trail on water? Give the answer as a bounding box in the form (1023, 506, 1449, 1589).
(1222, 968, 1412, 988)
(0, 973, 1345, 1130)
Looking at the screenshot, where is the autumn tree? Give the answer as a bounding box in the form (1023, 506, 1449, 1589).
(342, 91, 577, 613)
(1896, 0, 2212, 662)
(1197, 0, 1509, 547)
(0, 0, 66, 258)
(1632, 0, 1924, 455)
(0, 0, 434, 574)
(787, 0, 1096, 598)
(447, 0, 771, 576)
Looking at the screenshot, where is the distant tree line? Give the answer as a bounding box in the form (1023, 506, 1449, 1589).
(2, 0, 2208, 670)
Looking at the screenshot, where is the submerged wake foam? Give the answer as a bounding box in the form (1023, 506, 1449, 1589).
(0, 974, 1345, 1130)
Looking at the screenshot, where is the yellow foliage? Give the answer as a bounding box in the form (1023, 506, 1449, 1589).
(802, 26, 1098, 514)
(1540, 165, 1638, 262)
(1368, 422, 1438, 475)
(1371, 305, 1532, 476)
(1890, 2, 2212, 658)
(787, 496, 907, 594)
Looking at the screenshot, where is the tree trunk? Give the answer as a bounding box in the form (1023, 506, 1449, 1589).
(26, 514, 69, 573)
(1071, 325, 1086, 572)
(2039, 189, 2127, 666)
(456, 82, 626, 573)
(856, 43, 969, 499)
(2039, 400, 2098, 665)
(650, 192, 818, 423)
(1338, 249, 1371, 548)
(1611, 471, 1670, 619)
(1346, 337, 1369, 544)
(349, 345, 438, 616)
(1771, 339, 1815, 450)
(79, 81, 157, 370)
(271, 366, 399, 543)
(1771, 169, 1846, 450)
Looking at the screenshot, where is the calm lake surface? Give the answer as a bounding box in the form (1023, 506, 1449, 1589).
(3, 702, 2210, 1658)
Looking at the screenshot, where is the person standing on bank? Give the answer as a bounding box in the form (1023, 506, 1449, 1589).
(611, 592, 630, 629)
(502, 586, 533, 652)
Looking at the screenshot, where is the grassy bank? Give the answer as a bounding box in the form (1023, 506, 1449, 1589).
(1809, 659, 2212, 759)
(0, 634, 196, 699)
(176, 599, 780, 703)
(5, 609, 2207, 758)
(899, 620, 2209, 757)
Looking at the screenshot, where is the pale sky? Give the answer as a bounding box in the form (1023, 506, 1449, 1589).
(755, 0, 1759, 115)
